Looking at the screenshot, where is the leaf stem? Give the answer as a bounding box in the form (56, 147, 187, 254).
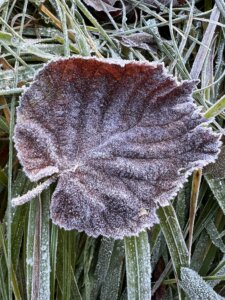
(11, 177, 57, 207)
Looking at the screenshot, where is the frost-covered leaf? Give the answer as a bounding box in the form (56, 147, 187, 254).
(180, 267, 224, 299)
(13, 56, 220, 238)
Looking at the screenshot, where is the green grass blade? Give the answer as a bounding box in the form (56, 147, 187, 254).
(124, 230, 151, 300)
(206, 220, 225, 253)
(39, 189, 51, 300)
(62, 231, 72, 300)
(0, 223, 9, 300)
(204, 94, 225, 118)
(191, 230, 211, 272)
(50, 224, 58, 300)
(0, 116, 9, 133)
(26, 199, 37, 300)
(56, 230, 81, 299)
(0, 168, 7, 188)
(92, 237, 115, 298)
(100, 240, 124, 300)
(11, 172, 30, 267)
(157, 205, 189, 275)
(205, 177, 225, 215)
(209, 255, 225, 287)
(180, 267, 223, 299)
(0, 223, 21, 300)
(75, 0, 117, 50)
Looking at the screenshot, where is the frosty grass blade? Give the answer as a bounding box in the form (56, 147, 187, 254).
(13, 56, 221, 239)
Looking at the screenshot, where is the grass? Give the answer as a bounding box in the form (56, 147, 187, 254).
(0, 0, 225, 299)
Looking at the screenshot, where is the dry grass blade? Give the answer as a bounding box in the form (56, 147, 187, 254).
(188, 169, 202, 264)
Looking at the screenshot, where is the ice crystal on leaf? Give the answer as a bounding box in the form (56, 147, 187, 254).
(13, 56, 220, 238)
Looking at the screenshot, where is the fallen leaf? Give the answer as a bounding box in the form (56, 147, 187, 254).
(13, 57, 220, 238)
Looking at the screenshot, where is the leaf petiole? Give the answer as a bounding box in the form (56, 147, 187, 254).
(11, 176, 57, 207)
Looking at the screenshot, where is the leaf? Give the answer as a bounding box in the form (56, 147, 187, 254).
(180, 267, 224, 299)
(13, 56, 220, 238)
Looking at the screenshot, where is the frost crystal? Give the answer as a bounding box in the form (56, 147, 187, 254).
(13, 56, 220, 238)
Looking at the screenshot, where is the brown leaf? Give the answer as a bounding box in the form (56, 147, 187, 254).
(13, 57, 220, 238)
